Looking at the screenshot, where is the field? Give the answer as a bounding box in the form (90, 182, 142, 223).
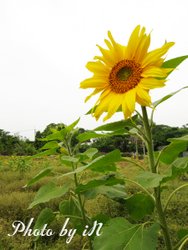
(0, 155, 187, 250)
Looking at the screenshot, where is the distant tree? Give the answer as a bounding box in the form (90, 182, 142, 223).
(0, 129, 36, 155)
(152, 124, 188, 150)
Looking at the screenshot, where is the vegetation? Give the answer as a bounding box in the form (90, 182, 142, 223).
(1, 123, 187, 157)
(0, 129, 36, 156)
(0, 155, 187, 250)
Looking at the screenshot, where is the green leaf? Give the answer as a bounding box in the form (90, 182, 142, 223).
(91, 214, 110, 225)
(76, 176, 124, 193)
(93, 218, 159, 250)
(40, 141, 60, 150)
(34, 208, 55, 231)
(65, 118, 80, 132)
(136, 171, 164, 188)
(25, 168, 52, 187)
(84, 184, 127, 200)
(77, 131, 107, 142)
(59, 198, 81, 218)
(77, 129, 128, 143)
(162, 55, 188, 70)
(153, 87, 188, 108)
(169, 134, 188, 142)
(80, 148, 98, 159)
(177, 229, 188, 240)
(33, 207, 55, 241)
(88, 149, 121, 172)
(62, 150, 121, 176)
(125, 193, 155, 220)
(162, 157, 188, 183)
(32, 148, 57, 158)
(61, 155, 79, 166)
(29, 182, 69, 209)
(94, 115, 138, 131)
(159, 135, 188, 164)
(39, 130, 65, 142)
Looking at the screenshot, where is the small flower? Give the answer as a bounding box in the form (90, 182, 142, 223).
(80, 25, 174, 121)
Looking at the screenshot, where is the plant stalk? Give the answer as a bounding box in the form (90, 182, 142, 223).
(141, 106, 172, 250)
(66, 140, 93, 250)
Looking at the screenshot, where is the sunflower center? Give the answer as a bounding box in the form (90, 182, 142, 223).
(117, 67, 132, 81)
(109, 60, 142, 93)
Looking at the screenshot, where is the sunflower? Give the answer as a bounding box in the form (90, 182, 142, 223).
(80, 25, 174, 121)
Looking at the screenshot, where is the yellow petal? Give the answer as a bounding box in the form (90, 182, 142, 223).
(141, 66, 171, 78)
(103, 94, 123, 121)
(94, 93, 112, 120)
(142, 42, 175, 68)
(122, 95, 132, 119)
(126, 25, 141, 59)
(85, 88, 103, 102)
(134, 34, 150, 63)
(139, 78, 166, 89)
(135, 86, 151, 106)
(125, 88, 136, 115)
(96, 45, 118, 66)
(80, 77, 107, 89)
(86, 61, 109, 75)
(98, 88, 112, 102)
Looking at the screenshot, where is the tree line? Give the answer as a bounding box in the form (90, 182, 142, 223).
(0, 123, 188, 156)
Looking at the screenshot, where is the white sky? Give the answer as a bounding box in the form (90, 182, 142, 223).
(0, 0, 188, 140)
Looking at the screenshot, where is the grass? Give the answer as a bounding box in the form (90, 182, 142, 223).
(0, 155, 187, 250)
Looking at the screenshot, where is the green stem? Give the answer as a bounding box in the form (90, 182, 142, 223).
(178, 237, 188, 250)
(164, 183, 188, 212)
(66, 140, 93, 250)
(124, 178, 155, 202)
(122, 157, 146, 171)
(173, 235, 188, 250)
(141, 106, 172, 250)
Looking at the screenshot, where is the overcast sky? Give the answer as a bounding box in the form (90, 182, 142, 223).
(0, 0, 188, 140)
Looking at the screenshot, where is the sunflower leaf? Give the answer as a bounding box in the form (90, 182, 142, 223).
(162, 157, 188, 183)
(93, 218, 159, 250)
(25, 168, 52, 187)
(159, 135, 188, 164)
(61, 149, 121, 177)
(77, 129, 128, 142)
(94, 115, 138, 131)
(162, 55, 188, 70)
(125, 193, 155, 220)
(29, 182, 69, 209)
(153, 86, 188, 108)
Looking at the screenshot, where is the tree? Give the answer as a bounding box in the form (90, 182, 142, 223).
(0, 129, 36, 155)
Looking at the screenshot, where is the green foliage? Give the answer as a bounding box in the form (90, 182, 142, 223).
(152, 87, 188, 108)
(94, 115, 138, 131)
(29, 182, 70, 209)
(9, 112, 187, 250)
(159, 135, 188, 164)
(0, 129, 36, 155)
(136, 171, 165, 188)
(162, 157, 188, 183)
(8, 156, 31, 175)
(34, 208, 55, 237)
(84, 184, 127, 200)
(152, 124, 188, 150)
(34, 123, 66, 149)
(125, 193, 155, 220)
(93, 218, 159, 250)
(26, 168, 53, 187)
(76, 176, 124, 193)
(162, 55, 188, 70)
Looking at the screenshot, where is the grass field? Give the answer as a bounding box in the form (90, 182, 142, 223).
(0, 155, 187, 250)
